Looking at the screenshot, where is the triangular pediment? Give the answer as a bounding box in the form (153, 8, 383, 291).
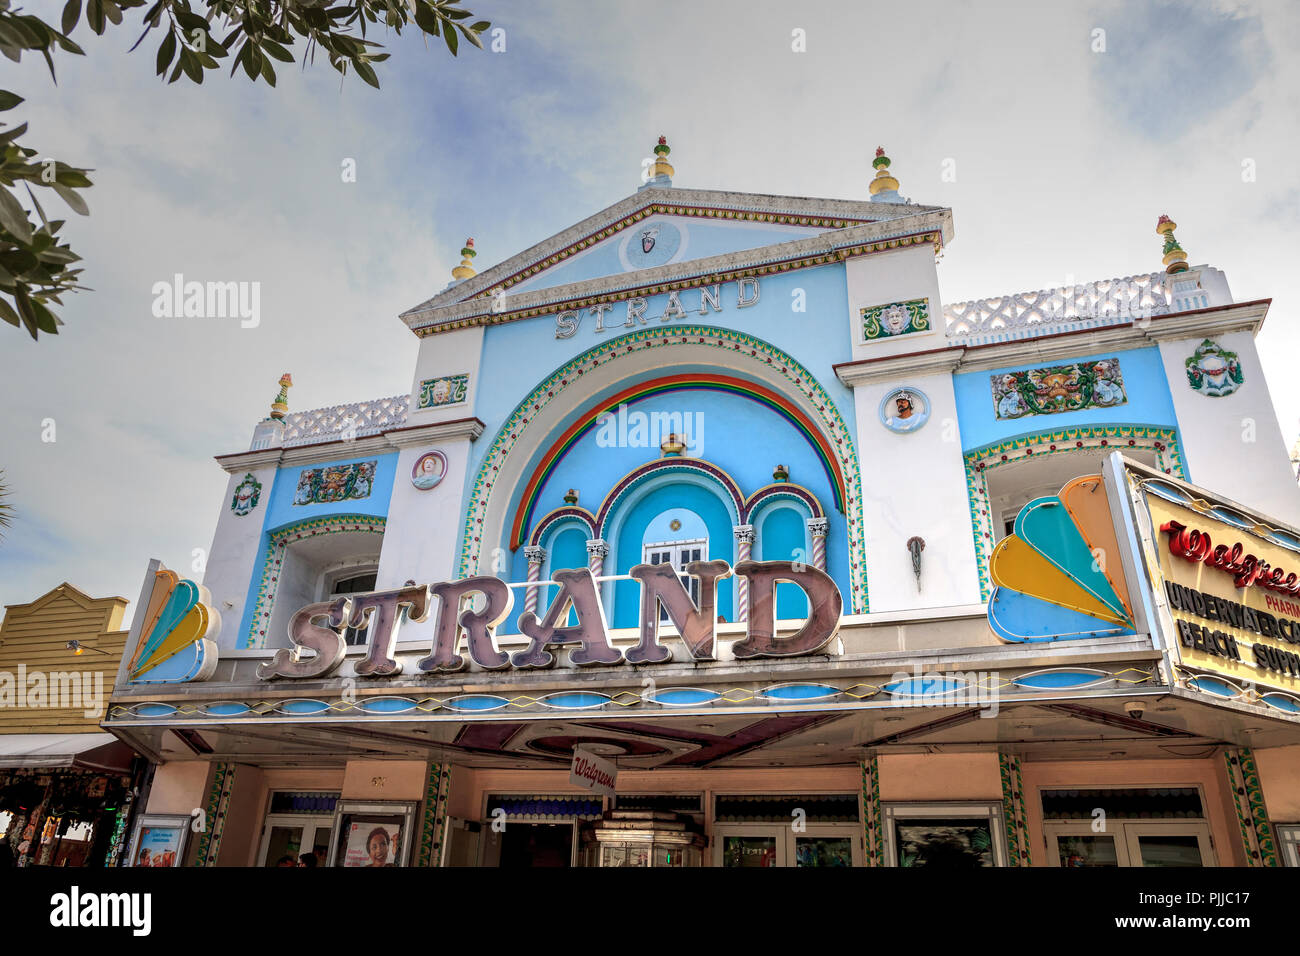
(403, 186, 949, 323)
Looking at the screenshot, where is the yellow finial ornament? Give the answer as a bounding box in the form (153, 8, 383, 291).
(270, 372, 293, 421)
(452, 238, 477, 280)
(869, 146, 900, 197)
(652, 135, 674, 179)
(1156, 216, 1189, 274)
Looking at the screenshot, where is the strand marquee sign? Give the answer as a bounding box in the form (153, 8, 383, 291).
(255, 559, 842, 682)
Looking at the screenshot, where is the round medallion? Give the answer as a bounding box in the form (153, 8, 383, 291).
(878, 386, 931, 434)
(411, 450, 448, 490)
(669, 519, 682, 532)
(618, 218, 687, 271)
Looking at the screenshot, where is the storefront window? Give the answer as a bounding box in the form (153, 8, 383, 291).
(882, 802, 1008, 867)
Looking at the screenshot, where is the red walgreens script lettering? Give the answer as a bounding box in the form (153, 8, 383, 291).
(574, 757, 614, 790)
(1162, 520, 1300, 596)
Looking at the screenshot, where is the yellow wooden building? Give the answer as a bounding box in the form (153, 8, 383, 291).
(0, 584, 141, 867)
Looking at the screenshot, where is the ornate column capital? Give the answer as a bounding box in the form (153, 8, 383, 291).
(523, 545, 547, 565)
(806, 517, 830, 537)
(585, 538, 610, 560)
(733, 524, 755, 544)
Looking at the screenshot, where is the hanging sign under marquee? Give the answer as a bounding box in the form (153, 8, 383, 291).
(570, 747, 618, 797)
(554, 278, 760, 339)
(254, 558, 842, 682)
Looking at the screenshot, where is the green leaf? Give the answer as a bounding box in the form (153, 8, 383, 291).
(0, 91, 23, 111)
(261, 38, 293, 62)
(87, 0, 105, 35)
(0, 297, 19, 328)
(442, 19, 458, 54)
(51, 182, 88, 216)
(353, 58, 379, 88)
(61, 0, 82, 35)
(0, 187, 33, 242)
(259, 54, 276, 86)
(457, 23, 482, 49)
(31, 297, 58, 334)
(155, 28, 175, 74)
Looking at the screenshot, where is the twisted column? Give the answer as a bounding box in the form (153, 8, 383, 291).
(586, 539, 609, 579)
(807, 517, 829, 571)
(523, 546, 546, 617)
(734, 524, 755, 622)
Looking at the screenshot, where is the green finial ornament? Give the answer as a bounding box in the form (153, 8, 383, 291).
(1156, 215, 1189, 274)
(270, 372, 293, 421)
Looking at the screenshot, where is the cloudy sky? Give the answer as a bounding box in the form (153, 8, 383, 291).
(2, 0, 1297, 622)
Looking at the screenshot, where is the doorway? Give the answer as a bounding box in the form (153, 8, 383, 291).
(257, 814, 334, 867)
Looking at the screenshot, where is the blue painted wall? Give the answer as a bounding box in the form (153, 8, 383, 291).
(756, 503, 811, 619)
(954, 346, 1178, 451)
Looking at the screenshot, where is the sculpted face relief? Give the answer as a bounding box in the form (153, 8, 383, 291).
(257, 559, 841, 681)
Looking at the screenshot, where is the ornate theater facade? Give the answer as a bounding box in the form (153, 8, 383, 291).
(103, 142, 1300, 867)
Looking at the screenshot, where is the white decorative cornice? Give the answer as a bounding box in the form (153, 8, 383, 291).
(1142, 300, 1268, 342)
(835, 347, 964, 387)
(383, 418, 485, 447)
(214, 448, 286, 474)
(218, 418, 486, 470)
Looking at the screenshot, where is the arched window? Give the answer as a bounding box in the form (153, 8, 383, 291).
(753, 502, 812, 619)
(641, 508, 709, 619)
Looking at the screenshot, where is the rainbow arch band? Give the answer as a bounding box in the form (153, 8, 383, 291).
(128, 568, 220, 684)
(509, 372, 848, 551)
(987, 474, 1138, 644)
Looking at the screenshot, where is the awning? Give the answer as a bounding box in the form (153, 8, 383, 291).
(0, 733, 136, 773)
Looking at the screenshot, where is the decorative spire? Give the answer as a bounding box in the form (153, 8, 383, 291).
(869, 146, 901, 201)
(653, 135, 674, 179)
(1156, 216, 1189, 274)
(269, 372, 293, 421)
(451, 237, 477, 281)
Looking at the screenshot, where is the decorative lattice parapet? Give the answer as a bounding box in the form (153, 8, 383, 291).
(944, 272, 1174, 345)
(276, 395, 410, 448)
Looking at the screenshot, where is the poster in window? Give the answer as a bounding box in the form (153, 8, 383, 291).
(341, 819, 402, 868)
(126, 816, 190, 868)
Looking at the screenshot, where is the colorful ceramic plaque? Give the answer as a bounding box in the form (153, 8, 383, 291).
(293, 460, 377, 506)
(230, 473, 261, 516)
(861, 297, 930, 340)
(1185, 339, 1243, 397)
(879, 386, 931, 434)
(411, 450, 447, 490)
(418, 374, 469, 409)
(991, 358, 1126, 420)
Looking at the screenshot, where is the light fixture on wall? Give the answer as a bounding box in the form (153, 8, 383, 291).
(65, 640, 111, 657)
(906, 536, 925, 592)
(563, 489, 579, 505)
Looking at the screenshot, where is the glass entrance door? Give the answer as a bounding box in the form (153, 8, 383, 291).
(1046, 822, 1215, 867)
(257, 814, 334, 867)
(714, 824, 862, 867)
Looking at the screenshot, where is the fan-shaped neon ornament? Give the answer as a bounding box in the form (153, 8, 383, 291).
(127, 568, 220, 683)
(987, 474, 1138, 643)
